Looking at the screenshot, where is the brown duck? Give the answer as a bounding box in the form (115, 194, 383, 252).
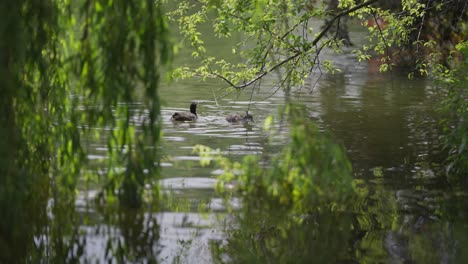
(171, 102, 198, 121)
(226, 111, 253, 123)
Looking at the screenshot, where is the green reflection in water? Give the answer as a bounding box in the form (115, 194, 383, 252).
(97, 206, 161, 263)
(211, 208, 355, 264)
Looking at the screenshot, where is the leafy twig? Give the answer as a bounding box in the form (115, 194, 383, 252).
(213, 0, 379, 89)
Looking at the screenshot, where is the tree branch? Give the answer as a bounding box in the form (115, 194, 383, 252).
(214, 0, 380, 90)
(312, 0, 379, 47)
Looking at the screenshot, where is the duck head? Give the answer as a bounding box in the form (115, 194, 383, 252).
(243, 111, 254, 122)
(190, 102, 197, 115)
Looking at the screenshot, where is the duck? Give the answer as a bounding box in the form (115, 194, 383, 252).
(171, 102, 198, 121)
(226, 111, 254, 123)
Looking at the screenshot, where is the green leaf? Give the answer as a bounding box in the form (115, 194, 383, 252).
(95, 2, 103, 12)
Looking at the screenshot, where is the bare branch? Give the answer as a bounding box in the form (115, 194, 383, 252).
(415, 0, 431, 53)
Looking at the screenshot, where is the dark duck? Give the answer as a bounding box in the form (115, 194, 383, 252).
(226, 111, 254, 123)
(171, 102, 198, 121)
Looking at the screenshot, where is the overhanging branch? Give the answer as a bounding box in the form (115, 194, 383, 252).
(312, 0, 379, 47)
(213, 0, 380, 90)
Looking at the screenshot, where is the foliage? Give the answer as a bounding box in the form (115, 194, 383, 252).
(169, 0, 376, 90)
(0, 0, 171, 261)
(169, 0, 468, 90)
(434, 41, 468, 182)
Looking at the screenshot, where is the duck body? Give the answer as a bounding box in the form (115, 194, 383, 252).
(226, 112, 254, 123)
(171, 102, 198, 121)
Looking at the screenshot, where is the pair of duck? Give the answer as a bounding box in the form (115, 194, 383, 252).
(171, 102, 253, 123)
